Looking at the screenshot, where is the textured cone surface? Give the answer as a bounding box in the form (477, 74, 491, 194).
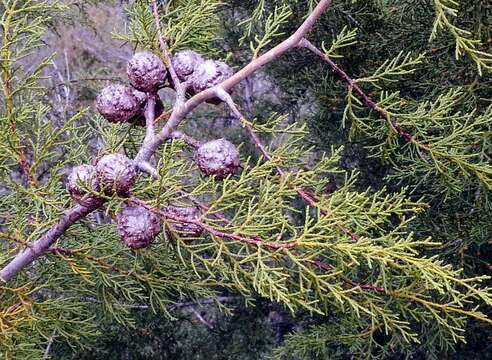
(172, 50, 204, 82)
(164, 206, 203, 238)
(191, 60, 233, 93)
(195, 139, 240, 179)
(127, 51, 167, 92)
(96, 154, 136, 196)
(117, 204, 162, 249)
(96, 84, 141, 123)
(67, 164, 101, 206)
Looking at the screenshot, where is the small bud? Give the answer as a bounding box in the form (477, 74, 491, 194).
(172, 50, 204, 82)
(130, 89, 165, 126)
(67, 165, 102, 207)
(96, 84, 141, 123)
(163, 206, 203, 238)
(195, 139, 240, 179)
(96, 154, 136, 196)
(191, 60, 233, 93)
(127, 51, 167, 92)
(117, 203, 161, 249)
(132, 89, 148, 108)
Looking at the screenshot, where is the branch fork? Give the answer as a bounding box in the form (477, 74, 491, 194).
(0, 0, 334, 283)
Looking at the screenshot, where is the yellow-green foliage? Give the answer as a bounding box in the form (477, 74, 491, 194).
(0, 1, 491, 359)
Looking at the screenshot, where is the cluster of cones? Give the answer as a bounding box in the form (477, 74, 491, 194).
(66, 50, 242, 249)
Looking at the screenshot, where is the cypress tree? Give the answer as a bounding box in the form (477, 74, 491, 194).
(0, 1, 490, 358)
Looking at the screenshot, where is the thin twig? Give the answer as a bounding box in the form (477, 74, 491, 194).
(52, 77, 126, 89)
(1, 2, 38, 188)
(298, 38, 431, 151)
(144, 94, 157, 141)
(171, 130, 201, 148)
(43, 332, 56, 359)
(154, 108, 172, 124)
(190, 307, 214, 329)
(134, 0, 333, 165)
(39, 284, 239, 311)
(217, 89, 360, 242)
(151, 0, 185, 99)
(0, 0, 334, 283)
(132, 198, 298, 250)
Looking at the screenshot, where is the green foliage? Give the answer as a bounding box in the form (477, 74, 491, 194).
(57, 300, 279, 360)
(242, 3, 292, 58)
(430, 0, 492, 75)
(0, 0, 491, 359)
(238, 0, 320, 57)
(115, 0, 222, 55)
(345, 87, 492, 194)
(356, 51, 425, 85)
(270, 320, 383, 360)
(223, 0, 492, 358)
(321, 26, 358, 59)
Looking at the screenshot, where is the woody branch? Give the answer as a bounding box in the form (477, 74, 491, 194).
(0, 0, 333, 283)
(134, 0, 333, 164)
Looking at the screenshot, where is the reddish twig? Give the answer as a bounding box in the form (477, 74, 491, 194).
(132, 198, 298, 250)
(154, 109, 172, 124)
(217, 89, 360, 242)
(1, 5, 38, 188)
(298, 38, 431, 151)
(309, 260, 386, 293)
(2, 75, 38, 187)
(49, 247, 124, 275)
(18, 153, 38, 188)
(0, 0, 333, 283)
